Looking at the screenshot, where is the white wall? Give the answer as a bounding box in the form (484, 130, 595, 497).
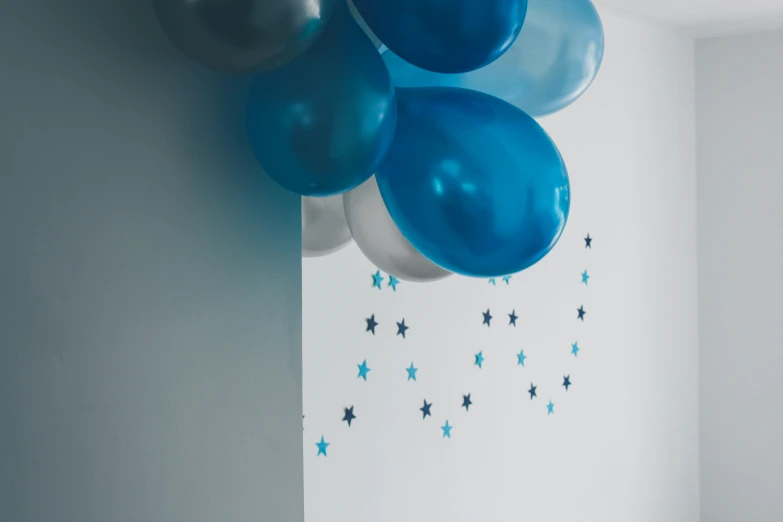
(303, 12, 699, 522)
(696, 29, 783, 522)
(0, 2, 303, 521)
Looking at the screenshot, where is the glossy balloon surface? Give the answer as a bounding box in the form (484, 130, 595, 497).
(383, 0, 604, 117)
(302, 196, 352, 257)
(152, 0, 335, 73)
(376, 87, 570, 277)
(352, 0, 527, 73)
(344, 176, 451, 282)
(246, 3, 397, 196)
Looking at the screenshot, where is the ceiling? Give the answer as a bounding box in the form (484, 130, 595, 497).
(594, 0, 783, 37)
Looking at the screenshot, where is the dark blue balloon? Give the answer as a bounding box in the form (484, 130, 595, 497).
(246, 3, 397, 197)
(352, 0, 527, 74)
(375, 88, 570, 278)
(382, 0, 604, 117)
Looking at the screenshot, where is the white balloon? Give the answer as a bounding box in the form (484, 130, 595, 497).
(302, 195, 352, 258)
(344, 176, 451, 282)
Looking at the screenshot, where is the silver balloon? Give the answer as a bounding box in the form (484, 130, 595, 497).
(302, 196, 352, 258)
(152, 0, 335, 74)
(344, 176, 451, 282)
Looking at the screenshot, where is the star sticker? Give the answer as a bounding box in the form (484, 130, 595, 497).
(584, 234, 592, 248)
(420, 400, 432, 419)
(316, 436, 329, 456)
(563, 375, 571, 391)
(357, 360, 371, 381)
(571, 342, 580, 357)
(577, 305, 586, 321)
(508, 309, 518, 326)
(488, 278, 496, 285)
(517, 350, 527, 366)
(482, 309, 492, 327)
(365, 314, 378, 335)
(343, 406, 356, 426)
(547, 401, 555, 415)
(502, 275, 512, 285)
(372, 270, 384, 289)
(406, 362, 418, 381)
(441, 420, 453, 438)
(581, 270, 590, 285)
(528, 383, 537, 399)
(462, 394, 472, 411)
(474, 351, 484, 368)
(388, 275, 399, 291)
(396, 318, 409, 338)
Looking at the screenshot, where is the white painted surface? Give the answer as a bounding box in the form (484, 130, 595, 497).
(595, 0, 783, 37)
(696, 29, 783, 522)
(0, 2, 303, 521)
(303, 12, 699, 522)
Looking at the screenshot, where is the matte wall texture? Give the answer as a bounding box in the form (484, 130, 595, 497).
(697, 29, 783, 522)
(0, 2, 303, 522)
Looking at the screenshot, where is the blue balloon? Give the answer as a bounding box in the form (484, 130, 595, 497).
(246, 3, 397, 197)
(382, 0, 604, 117)
(351, 0, 527, 74)
(375, 87, 570, 278)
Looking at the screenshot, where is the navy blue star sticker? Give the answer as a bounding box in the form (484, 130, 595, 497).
(343, 406, 356, 426)
(482, 309, 492, 327)
(365, 314, 378, 334)
(396, 318, 409, 338)
(563, 375, 571, 391)
(508, 309, 518, 326)
(584, 234, 592, 248)
(462, 394, 472, 411)
(528, 383, 537, 399)
(420, 400, 432, 419)
(577, 305, 586, 321)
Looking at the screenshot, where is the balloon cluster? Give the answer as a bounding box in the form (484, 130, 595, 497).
(153, 0, 604, 281)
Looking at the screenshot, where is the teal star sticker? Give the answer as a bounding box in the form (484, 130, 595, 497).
(372, 270, 384, 289)
(388, 275, 399, 291)
(581, 270, 590, 285)
(502, 275, 512, 285)
(517, 350, 527, 366)
(357, 360, 371, 381)
(571, 342, 580, 357)
(316, 436, 329, 456)
(441, 420, 453, 438)
(406, 362, 418, 381)
(474, 351, 484, 368)
(547, 401, 555, 415)
(488, 278, 496, 285)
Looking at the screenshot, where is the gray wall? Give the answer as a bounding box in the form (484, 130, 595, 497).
(697, 29, 783, 522)
(0, 2, 303, 521)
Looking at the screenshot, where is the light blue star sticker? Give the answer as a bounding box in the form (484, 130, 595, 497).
(441, 420, 453, 438)
(372, 270, 384, 289)
(517, 350, 527, 366)
(406, 362, 418, 381)
(357, 360, 371, 381)
(502, 275, 512, 285)
(571, 342, 580, 357)
(388, 275, 399, 291)
(581, 270, 590, 285)
(316, 436, 329, 456)
(474, 351, 484, 368)
(547, 401, 555, 415)
(488, 278, 496, 285)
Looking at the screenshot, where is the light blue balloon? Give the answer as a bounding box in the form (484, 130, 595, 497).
(383, 0, 604, 117)
(246, 2, 397, 197)
(376, 87, 570, 278)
